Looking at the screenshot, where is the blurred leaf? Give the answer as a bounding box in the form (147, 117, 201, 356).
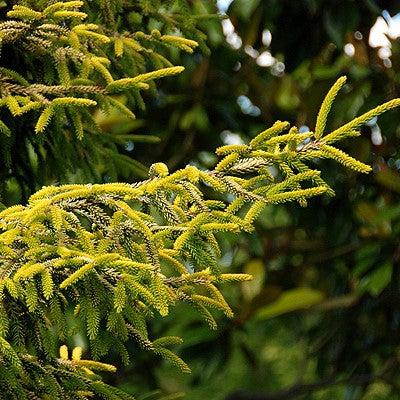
(356, 202, 377, 223)
(324, 4, 359, 47)
(255, 287, 324, 320)
(313, 294, 358, 311)
(180, 104, 210, 131)
(109, 153, 149, 179)
(357, 262, 392, 297)
(112, 134, 161, 144)
(353, 243, 381, 278)
(241, 259, 265, 301)
(230, 0, 261, 20)
(375, 167, 400, 193)
(356, 201, 393, 237)
(138, 390, 185, 400)
(275, 76, 300, 111)
(363, 382, 393, 400)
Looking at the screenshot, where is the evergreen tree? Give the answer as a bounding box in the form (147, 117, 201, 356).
(0, 1, 398, 398)
(0, 0, 206, 203)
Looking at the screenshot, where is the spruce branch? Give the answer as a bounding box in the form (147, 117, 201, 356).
(0, 78, 398, 396)
(0, 0, 207, 193)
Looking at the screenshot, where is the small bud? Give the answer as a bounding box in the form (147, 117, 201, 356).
(59, 345, 69, 360)
(134, 31, 146, 39)
(185, 165, 200, 182)
(72, 346, 82, 361)
(151, 29, 161, 39)
(149, 162, 169, 178)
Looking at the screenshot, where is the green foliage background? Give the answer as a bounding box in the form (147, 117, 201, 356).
(2, 0, 400, 399)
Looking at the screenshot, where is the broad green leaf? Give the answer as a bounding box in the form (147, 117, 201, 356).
(255, 288, 324, 320)
(357, 262, 392, 297)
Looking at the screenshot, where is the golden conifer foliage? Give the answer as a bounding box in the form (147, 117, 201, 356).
(0, 75, 398, 398)
(0, 0, 210, 202)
